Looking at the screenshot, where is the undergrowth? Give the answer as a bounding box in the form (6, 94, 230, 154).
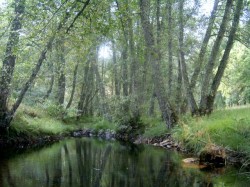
(172, 107, 250, 155)
(9, 103, 116, 138)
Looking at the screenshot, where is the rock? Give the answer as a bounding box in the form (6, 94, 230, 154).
(182, 158, 199, 163)
(166, 145, 171, 149)
(199, 144, 226, 167)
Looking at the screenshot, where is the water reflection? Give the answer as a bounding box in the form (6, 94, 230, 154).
(0, 138, 248, 187)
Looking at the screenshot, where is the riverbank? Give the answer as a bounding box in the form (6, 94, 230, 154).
(1, 104, 250, 168)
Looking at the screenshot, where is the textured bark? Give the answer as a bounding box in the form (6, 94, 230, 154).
(140, 0, 177, 128)
(0, 0, 25, 129)
(178, 0, 198, 115)
(128, 15, 137, 95)
(175, 58, 182, 114)
(94, 47, 109, 118)
(43, 61, 55, 100)
(115, 0, 130, 113)
(111, 37, 120, 96)
(167, 0, 173, 94)
(156, 0, 162, 60)
(66, 61, 79, 109)
(56, 39, 66, 105)
(206, 0, 244, 114)
(121, 49, 129, 97)
(148, 91, 156, 117)
(77, 60, 90, 118)
(190, 0, 219, 89)
(199, 0, 233, 113)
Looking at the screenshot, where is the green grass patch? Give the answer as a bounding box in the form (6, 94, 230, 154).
(141, 116, 169, 138)
(172, 107, 250, 155)
(9, 104, 116, 138)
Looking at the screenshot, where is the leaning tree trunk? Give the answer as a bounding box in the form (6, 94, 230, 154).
(43, 60, 55, 100)
(0, 0, 26, 132)
(190, 0, 219, 90)
(178, 0, 198, 115)
(166, 0, 173, 95)
(206, 0, 243, 114)
(140, 0, 177, 128)
(199, 0, 233, 115)
(0, 1, 91, 129)
(66, 60, 79, 109)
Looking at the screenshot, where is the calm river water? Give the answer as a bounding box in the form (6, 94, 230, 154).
(0, 137, 249, 187)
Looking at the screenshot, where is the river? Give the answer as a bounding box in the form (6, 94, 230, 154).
(0, 137, 249, 187)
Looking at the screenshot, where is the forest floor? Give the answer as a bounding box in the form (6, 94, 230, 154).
(1, 104, 250, 168)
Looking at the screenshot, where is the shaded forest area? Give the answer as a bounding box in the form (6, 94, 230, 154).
(0, 0, 249, 134)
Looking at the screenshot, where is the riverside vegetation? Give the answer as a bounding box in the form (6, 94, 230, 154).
(0, 0, 250, 177)
(2, 102, 250, 170)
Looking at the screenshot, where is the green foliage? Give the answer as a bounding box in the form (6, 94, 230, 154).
(77, 116, 117, 132)
(10, 104, 75, 138)
(141, 116, 169, 138)
(41, 100, 65, 118)
(116, 114, 145, 139)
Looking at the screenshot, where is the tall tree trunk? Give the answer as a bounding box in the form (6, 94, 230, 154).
(190, 0, 219, 89)
(178, 0, 198, 115)
(43, 60, 55, 100)
(206, 0, 244, 114)
(148, 91, 156, 117)
(111, 36, 120, 96)
(199, 0, 233, 114)
(127, 6, 140, 117)
(94, 47, 110, 119)
(66, 61, 79, 109)
(140, 0, 177, 128)
(56, 38, 66, 105)
(77, 60, 90, 119)
(176, 58, 182, 114)
(115, 0, 130, 113)
(0, 0, 25, 131)
(167, 0, 173, 94)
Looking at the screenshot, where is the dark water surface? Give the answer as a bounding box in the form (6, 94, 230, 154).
(0, 137, 249, 187)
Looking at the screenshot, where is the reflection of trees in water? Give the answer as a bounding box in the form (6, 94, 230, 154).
(52, 149, 62, 187)
(0, 139, 223, 187)
(0, 160, 16, 187)
(63, 144, 73, 187)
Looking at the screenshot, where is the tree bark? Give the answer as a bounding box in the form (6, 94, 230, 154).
(111, 36, 120, 96)
(66, 61, 79, 109)
(190, 0, 219, 90)
(206, 0, 244, 113)
(166, 0, 173, 94)
(178, 0, 198, 115)
(56, 38, 66, 105)
(94, 47, 110, 119)
(140, 0, 177, 128)
(43, 60, 55, 100)
(199, 0, 233, 114)
(0, 0, 26, 130)
(77, 60, 90, 118)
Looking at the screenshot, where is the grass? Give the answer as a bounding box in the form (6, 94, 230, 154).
(9, 102, 250, 163)
(9, 103, 116, 139)
(172, 107, 250, 156)
(141, 116, 170, 138)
